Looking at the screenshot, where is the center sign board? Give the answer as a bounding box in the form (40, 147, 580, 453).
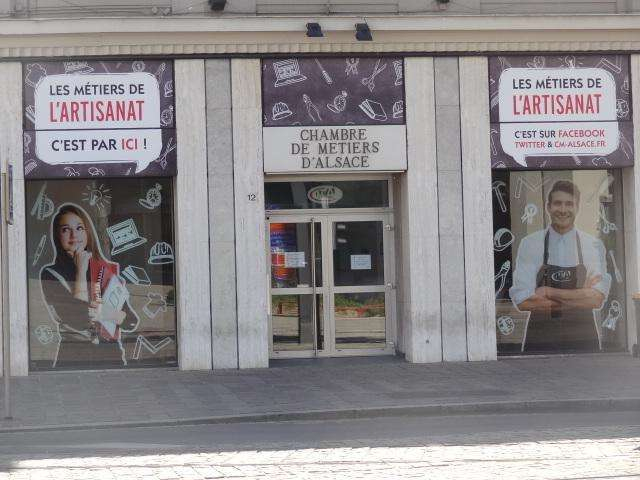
(262, 57, 407, 173)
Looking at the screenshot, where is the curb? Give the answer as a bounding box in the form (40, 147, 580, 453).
(1, 397, 640, 434)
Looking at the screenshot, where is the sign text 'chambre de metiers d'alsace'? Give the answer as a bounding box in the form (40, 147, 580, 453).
(262, 57, 407, 173)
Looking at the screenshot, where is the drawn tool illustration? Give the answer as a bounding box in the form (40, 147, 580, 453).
(302, 94, 321, 123)
(142, 292, 168, 319)
(563, 55, 577, 68)
(521, 204, 538, 225)
(160, 105, 174, 126)
(64, 166, 80, 177)
(514, 176, 551, 199)
(156, 137, 176, 169)
(361, 59, 387, 92)
(32, 234, 47, 266)
(133, 335, 173, 360)
(490, 91, 500, 110)
(64, 61, 93, 74)
(586, 173, 614, 205)
(609, 250, 623, 283)
(272, 102, 292, 121)
(498, 56, 512, 70)
(23, 132, 32, 154)
(314, 59, 333, 84)
(148, 241, 174, 265)
(107, 219, 147, 256)
(34, 325, 55, 345)
(132, 60, 146, 72)
(164, 80, 174, 98)
(25, 63, 47, 88)
(490, 128, 499, 156)
(598, 204, 617, 234)
(345, 58, 359, 76)
(327, 91, 347, 114)
(139, 183, 163, 210)
(392, 100, 404, 119)
(24, 160, 38, 176)
(494, 260, 511, 298)
(359, 99, 387, 121)
(616, 99, 629, 118)
(492, 180, 507, 213)
(497, 315, 515, 336)
(88, 167, 105, 176)
(82, 183, 111, 211)
(99, 61, 110, 73)
(525, 56, 545, 68)
(596, 56, 623, 74)
(618, 131, 633, 160)
(25, 105, 36, 124)
(273, 59, 307, 87)
(493, 228, 514, 252)
(571, 155, 582, 166)
(30, 184, 54, 220)
(622, 77, 630, 94)
(602, 300, 622, 330)
(393, 60, 403, 85)
(121, 265, 151, 286)
(154, 62, 167, 83)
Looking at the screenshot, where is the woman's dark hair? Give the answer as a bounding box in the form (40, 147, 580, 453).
(547, 180, 580, 205)
(51, 204, 100, 262)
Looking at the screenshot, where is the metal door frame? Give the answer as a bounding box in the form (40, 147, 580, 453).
(266, 211, 396, 358)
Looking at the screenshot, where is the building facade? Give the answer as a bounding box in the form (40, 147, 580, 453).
(1, 1, 640, 375)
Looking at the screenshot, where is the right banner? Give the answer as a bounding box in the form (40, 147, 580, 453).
(489, 55, 633, 169)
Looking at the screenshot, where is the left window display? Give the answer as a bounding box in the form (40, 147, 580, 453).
(27, 178, 177, 370)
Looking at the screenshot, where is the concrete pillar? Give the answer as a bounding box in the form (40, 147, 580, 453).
(400, 57, 442, 363)
(622, 54, 640, 352)
(0, 62, 28, 376)
(459, 57, 497, 361)
(205, 59, 239, 369)
(434, 57, 468, 361)
(175, 59, 213, 370)
(231, 59, 269, 369)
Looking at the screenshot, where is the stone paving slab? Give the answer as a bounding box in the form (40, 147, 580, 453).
(0, 354, 639, 432)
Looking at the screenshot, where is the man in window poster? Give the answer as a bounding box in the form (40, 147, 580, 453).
(509, 180, 611, 352)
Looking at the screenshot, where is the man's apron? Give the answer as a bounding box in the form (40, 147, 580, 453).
(524, 231, 600, 352)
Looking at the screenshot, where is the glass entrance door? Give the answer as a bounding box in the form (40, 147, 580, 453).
(268, 214, 395, 357)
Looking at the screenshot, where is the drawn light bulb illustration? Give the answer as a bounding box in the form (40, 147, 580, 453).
(139, 183, 162, 210)
(327, 91, 348, 114)
(82, 183, 112, 211)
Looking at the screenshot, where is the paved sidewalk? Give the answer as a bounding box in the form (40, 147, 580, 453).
(0, 354, 639, 432)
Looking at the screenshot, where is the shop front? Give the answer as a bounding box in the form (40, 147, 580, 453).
(262, 57, 405, 358)
(22, 60, 178, 370)
(490, 54, 633, 355)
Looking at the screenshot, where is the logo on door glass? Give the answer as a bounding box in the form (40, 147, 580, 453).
(307, 185, 343, 205)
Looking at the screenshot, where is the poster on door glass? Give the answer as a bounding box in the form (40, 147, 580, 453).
(27, 178, 177, 370)
(492, 170, 627, 354)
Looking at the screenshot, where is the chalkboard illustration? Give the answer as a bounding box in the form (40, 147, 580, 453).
(302, 94, 322, 122)
(107, 219, 147, 256)
(362, 59, 387, 92)
(273, 59, 307, 87)
(139, 183, 162, 210)
(262, 57, 404, 128)
(327, 91, 348, 114)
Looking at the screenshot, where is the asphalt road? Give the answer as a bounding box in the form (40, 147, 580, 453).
(0, 411, 639, 478)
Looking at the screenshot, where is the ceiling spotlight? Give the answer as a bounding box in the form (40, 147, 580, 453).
(208, 0, 226, 11)
(306, 22, 323, 38)
(355, 23, 372, 41)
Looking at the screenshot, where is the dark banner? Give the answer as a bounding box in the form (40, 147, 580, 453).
(23, 60, 176, 179)
(489, 55, 633, 170)
(261, 57, 407, 173)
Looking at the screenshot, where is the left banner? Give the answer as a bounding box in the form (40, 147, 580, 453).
(23, 60, 176, 178)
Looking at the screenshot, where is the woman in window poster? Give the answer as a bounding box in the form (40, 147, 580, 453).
(39, 203, 139, 368)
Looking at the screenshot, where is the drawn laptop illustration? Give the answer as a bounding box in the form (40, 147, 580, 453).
(107, 219, 147, 256)
(273, 59, 307, 87)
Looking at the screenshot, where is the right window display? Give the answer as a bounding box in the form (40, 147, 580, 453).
(493, 169, 626, 354)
